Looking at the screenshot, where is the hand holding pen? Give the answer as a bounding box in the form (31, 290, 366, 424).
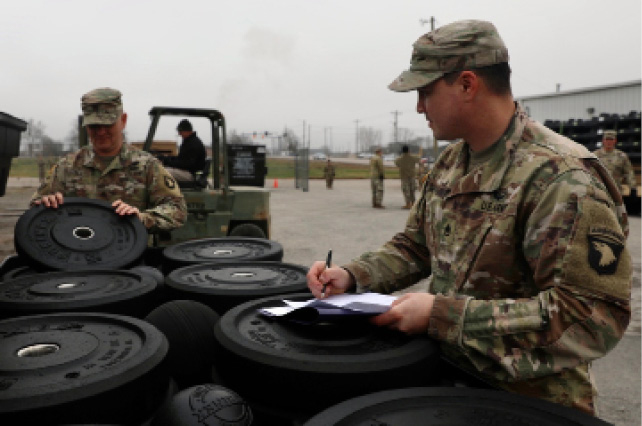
(321, 249, 332, 297)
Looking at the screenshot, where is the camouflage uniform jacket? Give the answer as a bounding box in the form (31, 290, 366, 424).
(323, 164, 336, 178)
(370, 155, 384, 179)
(395, 153, 419, 180)
(31, 144, 187, 231)
(344, 106, 631, 414)
(593, 147, 635, 190)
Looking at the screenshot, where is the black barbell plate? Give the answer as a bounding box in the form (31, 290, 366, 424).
(213, 293, 441, 415)
(165, 262, 307, 312)
(0, 270, 157, 319)
(303, 387, 611, 426)
(162, 237, 283, 272)
(14, 198, 148, 271)
(0, 313, 169, 424)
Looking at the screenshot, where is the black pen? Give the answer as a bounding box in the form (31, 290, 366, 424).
(321, 249, 332, 297)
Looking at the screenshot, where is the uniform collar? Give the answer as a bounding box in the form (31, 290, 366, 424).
(81, 143, 134, 173)
(447, 103, 527, 197)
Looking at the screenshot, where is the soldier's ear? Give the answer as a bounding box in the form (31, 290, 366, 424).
(120, 113, 128, 128)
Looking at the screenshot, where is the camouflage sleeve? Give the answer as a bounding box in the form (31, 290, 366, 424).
(137, 160, 187, 231)
(429, 169, 631, 382)
(344, 189, 432, 293)
(29, 159, 68, 206)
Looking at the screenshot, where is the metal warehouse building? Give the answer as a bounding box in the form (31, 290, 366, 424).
(517, 80, 641, 123)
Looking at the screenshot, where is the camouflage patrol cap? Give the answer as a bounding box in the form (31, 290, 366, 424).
(81, 87, 123, 126)
(603, 130, 617, 139)
(389, 20, 509, 92)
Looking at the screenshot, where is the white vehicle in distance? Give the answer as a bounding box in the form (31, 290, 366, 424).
(312, 152, 327, 160)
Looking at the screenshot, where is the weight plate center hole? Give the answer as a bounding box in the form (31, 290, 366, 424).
(57, 282, 80, 289)
(17, 343, 61, 358)
(232, 272, 255, 278)
(73, 226, 95, 240)
(213, 249, 233, 255)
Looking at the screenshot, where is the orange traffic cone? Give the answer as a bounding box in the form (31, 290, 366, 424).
(273, 179, 279, 188)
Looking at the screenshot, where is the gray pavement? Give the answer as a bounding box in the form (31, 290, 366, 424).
(268, 178, 641, 426)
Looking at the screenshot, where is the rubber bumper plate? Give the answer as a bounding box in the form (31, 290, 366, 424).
(303, 387, 610, 426)
(14, 198, 148, 271)
(213, 293, 441, 416)
(165, 261, 308, 313)
(0, 313, 169, 424)
(162, 237, 283, 272)
(0, 269, 158, 320)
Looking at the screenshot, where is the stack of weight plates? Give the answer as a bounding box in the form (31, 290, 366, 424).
(0, 313, 170, 425)
(0, 199, 165, 320)
(303, 387, 611, 426)
(213, 293, 441, 424)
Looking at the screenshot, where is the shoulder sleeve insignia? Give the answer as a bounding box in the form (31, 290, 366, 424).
(588, 228, 625, 275)
(164, 175, 176, 189)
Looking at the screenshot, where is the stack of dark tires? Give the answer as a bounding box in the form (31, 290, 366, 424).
(0, 199, 610, 425)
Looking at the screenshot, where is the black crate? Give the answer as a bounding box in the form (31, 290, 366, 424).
(226, 144, 268, 187)
(0, 112, 28, 196)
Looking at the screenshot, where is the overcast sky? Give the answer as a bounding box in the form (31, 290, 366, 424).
(2, 0, 640, 152)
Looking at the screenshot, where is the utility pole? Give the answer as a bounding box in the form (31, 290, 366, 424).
(354, 120, 360, 154)
(391, 111, 402, 144)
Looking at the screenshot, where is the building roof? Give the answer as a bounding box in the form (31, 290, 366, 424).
(517, 80, 641, 101)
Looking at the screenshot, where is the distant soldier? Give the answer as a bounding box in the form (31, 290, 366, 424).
(594, 130, 635, 194)
(394, 145, 419, 208)
(31, 87, 187, 231)
(370, 147, 384, 208)
(323, 159, 336, 189)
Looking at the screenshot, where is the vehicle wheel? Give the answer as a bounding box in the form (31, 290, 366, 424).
(229, 223, 266, 239)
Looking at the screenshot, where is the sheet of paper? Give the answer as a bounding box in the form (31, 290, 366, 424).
(259, 292, 397, 318)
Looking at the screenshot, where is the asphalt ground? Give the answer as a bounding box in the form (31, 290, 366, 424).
(3, 177, 641, 424)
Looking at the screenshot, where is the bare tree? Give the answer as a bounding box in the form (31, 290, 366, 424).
(396, 128, 415, 144)
(23, 119, 46, 157)
(359, 127, 382, 152)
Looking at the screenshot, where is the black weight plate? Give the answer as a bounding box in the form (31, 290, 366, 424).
(0, 270, 157, 320)
(0, 313, 169, 424)
(1, 265, 38, 282)
(213, 293, 441, 415)
(303, 387, 610, 426)
(14, 197, 148, 271)
(162, 237, 283, 272)
(165, 262, 307, 313)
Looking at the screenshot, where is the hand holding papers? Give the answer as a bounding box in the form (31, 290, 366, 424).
(258, 293, 397, 324)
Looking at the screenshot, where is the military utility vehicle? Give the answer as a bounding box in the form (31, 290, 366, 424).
(142, 107, 271, 246)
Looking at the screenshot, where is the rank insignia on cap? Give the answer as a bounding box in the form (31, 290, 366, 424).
(588, 227, 625, 275)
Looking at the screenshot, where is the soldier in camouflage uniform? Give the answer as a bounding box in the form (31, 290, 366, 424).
(31, 88, 187, 231)
(370, 147, 385, 208)
(307, 20, 631, 416)
(394, 145, 419, 208)
(594, 130, 635, 194)
(323, 159, 336, 189)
